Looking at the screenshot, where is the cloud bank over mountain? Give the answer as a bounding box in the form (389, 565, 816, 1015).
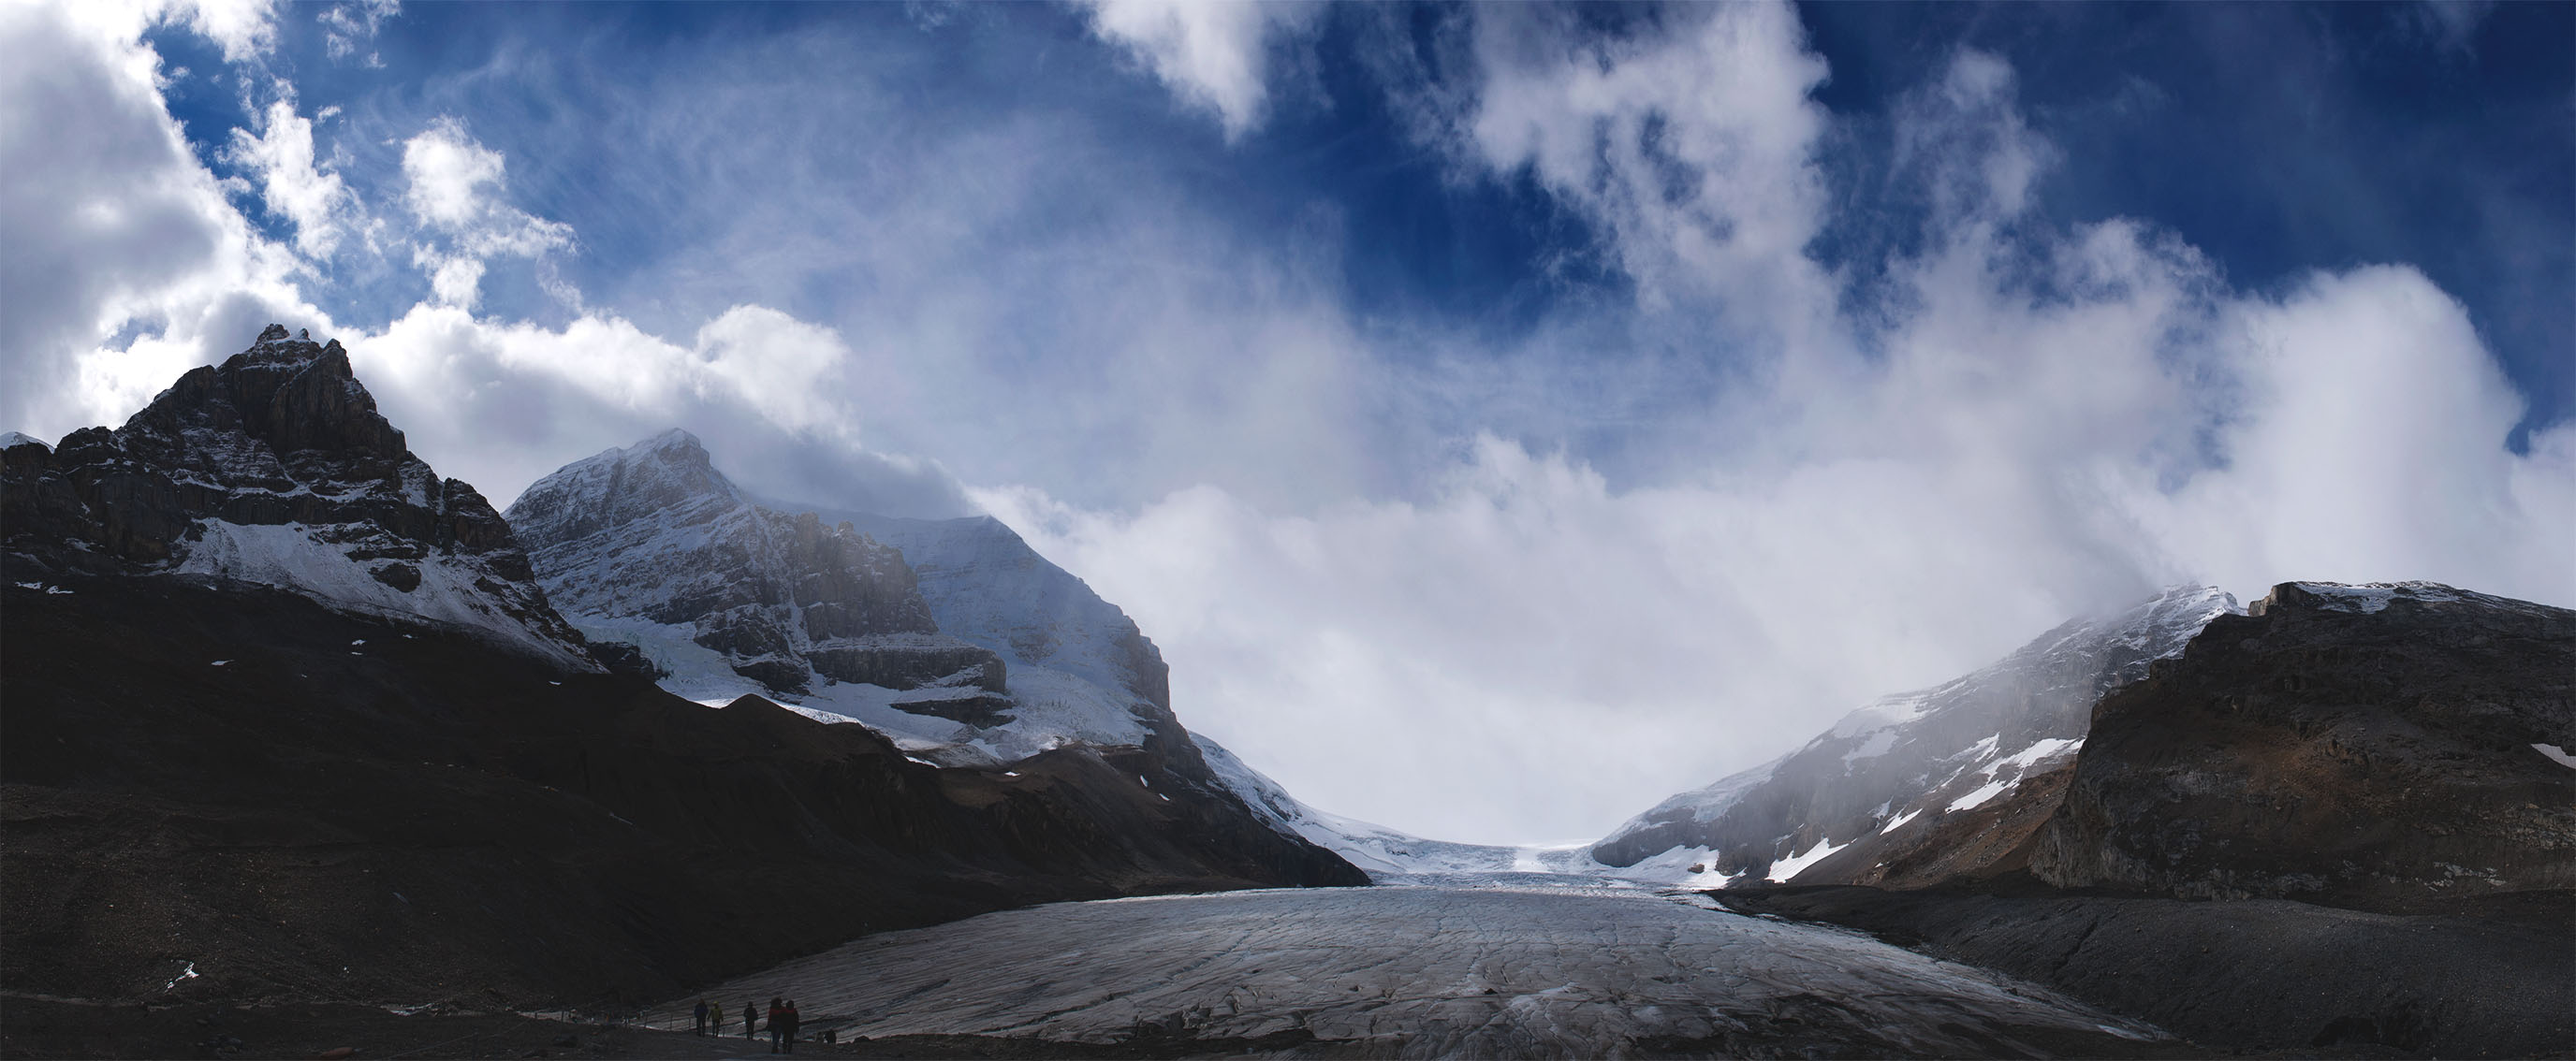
(1, 0, 2566, 842)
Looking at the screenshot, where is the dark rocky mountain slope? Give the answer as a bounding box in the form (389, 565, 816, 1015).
(0, 326, 1365, 1013)
(2032, 580, 2575, 909)
(1718, 580, 2576, 1057)
(0, 575, 1360, 1010)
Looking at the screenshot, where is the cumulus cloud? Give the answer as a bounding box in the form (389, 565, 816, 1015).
(359, 302, 858, 440)
(0, 0, 325, 441)
(2138, 267, 2575, 597)
(1076, 0, 1324, 138)
(345, 301, 967, 516)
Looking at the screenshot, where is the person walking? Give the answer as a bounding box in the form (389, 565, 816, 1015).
(709, 998, 726, 1037)
(743, 1000, 759, 1040)
(768, 996, 786, 1053)
(781, 999, 801, 1054)
(693, 998, 709, 1036)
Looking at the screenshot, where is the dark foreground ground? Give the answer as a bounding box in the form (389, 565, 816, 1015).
(0, 992, 2188, 1061)
(1714, 879, 2576, 1059)
(0, 996, 1339, 1061)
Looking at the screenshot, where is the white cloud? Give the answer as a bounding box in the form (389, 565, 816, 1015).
(401, 117, 506, 230)
(398, 116, 573, 308)
(344, 299, 897, 504)
(2137, 266, 2576, 598)
(984, 250, 2571, 842)
(224, 91, 361, 259)
(173, 0, 276, 62)
(40, 0, 282, 64)
(0, 0, 324, 441)
(1457, 2, 1838, 351)
(1076, 0, 1323, 139)
(421, 252, 482, 308)
(961, 3, 2572, 843)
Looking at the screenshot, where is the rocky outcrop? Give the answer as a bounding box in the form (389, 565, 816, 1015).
(1592, 587, 2238, 882)
(0, 326, 592, 667)
(2031, 581, 2576, 908)
(505, 431, 1007, 705)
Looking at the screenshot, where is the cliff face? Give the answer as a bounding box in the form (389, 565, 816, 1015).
(1, 325, 590, 666)
(2032, 581, 2576, 908)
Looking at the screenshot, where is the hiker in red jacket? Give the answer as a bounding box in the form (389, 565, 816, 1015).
(768, 996, 786, 1053)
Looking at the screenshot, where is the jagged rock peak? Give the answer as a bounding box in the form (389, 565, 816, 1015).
(115, 325, 406, 464)
(0, 325, 594, 668)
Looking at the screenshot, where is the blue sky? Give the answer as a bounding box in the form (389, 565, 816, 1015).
(147, 1, 2569, 439)
(7, 0, 2569, 842)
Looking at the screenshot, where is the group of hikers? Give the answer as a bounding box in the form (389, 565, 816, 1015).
(692, 996, 827, 1052)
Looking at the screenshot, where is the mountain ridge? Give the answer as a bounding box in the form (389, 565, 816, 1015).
(1591, 585, 2241, 884)
(1, 325, 592, 667)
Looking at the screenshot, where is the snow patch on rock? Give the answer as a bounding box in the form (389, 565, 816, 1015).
(176, 520, 584, 665)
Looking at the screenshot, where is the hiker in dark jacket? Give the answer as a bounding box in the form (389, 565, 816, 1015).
(782, 999, 801, 1053)
(693, 998, 709, 1036)
(744, 1000, 759, 1039)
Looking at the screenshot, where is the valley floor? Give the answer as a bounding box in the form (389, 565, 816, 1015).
(634, 880, 2185, 1059)
(19, 879, 2562, 1058)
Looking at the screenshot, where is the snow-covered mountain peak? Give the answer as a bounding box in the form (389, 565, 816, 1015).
(0, 325, 594, 668)
(1, 431, 50, 452)
(511, 434, 1211, 766)
(507, 427, 748, 553)
(509, 432, 986, 702)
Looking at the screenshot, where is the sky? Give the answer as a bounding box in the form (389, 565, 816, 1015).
(4, 0, 2569, 845)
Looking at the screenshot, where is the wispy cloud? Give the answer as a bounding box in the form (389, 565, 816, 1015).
(316, 0, 396, 66)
